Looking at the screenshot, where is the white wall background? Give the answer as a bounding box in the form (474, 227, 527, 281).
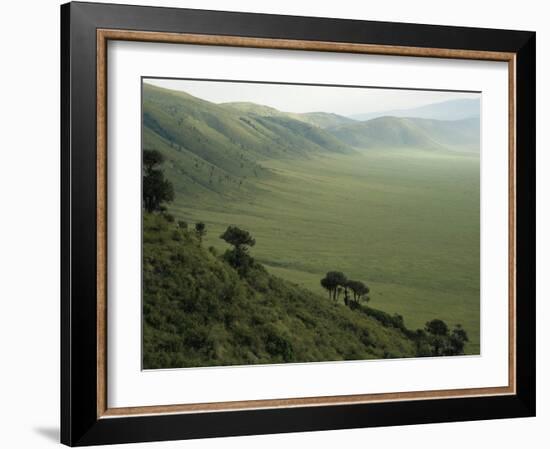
(0, 1, 546, 448)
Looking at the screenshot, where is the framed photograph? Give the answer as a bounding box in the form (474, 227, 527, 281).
(61, 2, 536, 446)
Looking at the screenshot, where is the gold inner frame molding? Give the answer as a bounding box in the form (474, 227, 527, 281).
(96, 28, 517, 419)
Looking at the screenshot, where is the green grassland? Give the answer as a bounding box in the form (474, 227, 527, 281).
(143, 82, 481, 357)
(169, 150, 480, 353)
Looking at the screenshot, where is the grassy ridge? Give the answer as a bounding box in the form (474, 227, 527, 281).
(143, 213, 418, 368)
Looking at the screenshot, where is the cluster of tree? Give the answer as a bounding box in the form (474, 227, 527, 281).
(421, 319, 469, 356)
(320, 271, 370, 308)
(356, 306, 469, 357)
(317, 270, 470, 357)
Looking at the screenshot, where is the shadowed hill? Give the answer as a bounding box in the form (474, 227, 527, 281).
(329, 116, 480, 152)
(143, 83, 355, 197)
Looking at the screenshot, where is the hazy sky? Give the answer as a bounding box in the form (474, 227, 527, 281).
(144, 78, 479, 117)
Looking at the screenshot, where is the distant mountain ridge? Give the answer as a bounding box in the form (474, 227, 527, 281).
(350, 99, 480, 122)
(330, 116, 480, 152)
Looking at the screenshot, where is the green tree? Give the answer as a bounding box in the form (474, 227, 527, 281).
(142, 149, 174, 213)
(446, 325, 469, 355)
(320, 277, 333, 300)
(220, 226, 256, 251)
(320, 271, 347, 303)
(195, 222, 206, 244)
(346, 280, 370, 305)
(425, 319, 449, 356)
(220, 226, 256, 275)
(425, 319, 449, 336)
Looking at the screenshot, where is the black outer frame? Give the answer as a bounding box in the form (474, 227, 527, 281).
(61, 1, 536, 446)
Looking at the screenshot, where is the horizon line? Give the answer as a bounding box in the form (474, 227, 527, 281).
(143, 77, 480, 118)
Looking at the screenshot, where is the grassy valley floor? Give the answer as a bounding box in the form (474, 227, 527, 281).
(169, 149, 480, 354)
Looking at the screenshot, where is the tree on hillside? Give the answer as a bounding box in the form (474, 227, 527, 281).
(425, 319, 449, 336)
(220, 226, 256, 275)
(195, 222, 206, 244)
(320, 271, 347, 303)
(143, 149, 163, 172)
(143, 149, 175, 213)
(320, 277, 333, 300)
(423, 319, 469, 356)
(346, 280, 370, 305)
(447, 324, 469, 355)
(425, 319, 449, 356)
(220, 226, 256, 252)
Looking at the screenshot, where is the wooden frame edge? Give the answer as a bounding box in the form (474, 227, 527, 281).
(508, 55, 517, 394)
(97, 29, 515, 61)
(100, 386, 515, 418)
(96, 28, 517, 419)
(97, 29, 108, 418)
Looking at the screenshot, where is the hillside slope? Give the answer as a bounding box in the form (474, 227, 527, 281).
(143, 213, 420, 369)
(143, 83, 354, 197)
(330, 116, 480, 152)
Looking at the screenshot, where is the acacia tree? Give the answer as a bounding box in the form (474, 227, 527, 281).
(320, 277, 333, 300)
(346, 280, 370, 306)
(320, 271, 347, 303)
(142, 149, 174, 213)
(220, 226, 256, 275)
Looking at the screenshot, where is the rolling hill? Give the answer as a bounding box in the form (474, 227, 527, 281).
(329, 116, 480, 152)
(300, 111, 357, 129)
(143, 83, 355, 197)
(220, 101, 356, 129)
